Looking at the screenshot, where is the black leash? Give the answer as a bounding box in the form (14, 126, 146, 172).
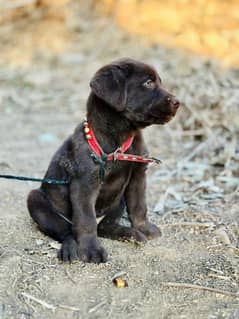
(0, 174, 69, 185)
(48, 205, 73, 225)
(90, 152, 108, 184)
(0, 174, 72, 224)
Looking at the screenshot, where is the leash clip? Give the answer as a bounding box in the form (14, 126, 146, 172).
(90, 153, 99, 163)
(113, 147, 121, 161)
(150, 157, 162, 164)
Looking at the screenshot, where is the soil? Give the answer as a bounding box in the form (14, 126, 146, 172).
(0, 5, 238, 319)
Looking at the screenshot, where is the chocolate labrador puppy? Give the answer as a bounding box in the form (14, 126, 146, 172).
(27, 58, 179, 263)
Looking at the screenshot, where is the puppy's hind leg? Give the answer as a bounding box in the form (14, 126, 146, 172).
(27, 189, 79, 262)
(97, 199, 147, 242)
(27, 189, 71, 242)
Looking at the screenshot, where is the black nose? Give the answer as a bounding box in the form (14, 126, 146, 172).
(172, 99, 180, 110)
(166, 96, 180, 111)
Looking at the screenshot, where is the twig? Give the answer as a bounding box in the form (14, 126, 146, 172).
(64, 268, 77, 284)
(208, 274, 232, 281)
(88, 301, 106, 314)
(58, 304, 81, 312)
(208, 267, 224, 274)
(21, 292, 56, 311)
(161, 282, 239, 298)
(21, 292, 81, 312)
(107, 308, 113, 319)
(161, 222, 215, 228)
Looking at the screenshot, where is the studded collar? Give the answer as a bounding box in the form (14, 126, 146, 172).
(83, 120, 161, 165)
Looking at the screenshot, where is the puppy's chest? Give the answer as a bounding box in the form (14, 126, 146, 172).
(105, 159, 131, 174)
(96, 160, 132, 187)
(98, 160, 132, 191)
(95, 161, 132, 213)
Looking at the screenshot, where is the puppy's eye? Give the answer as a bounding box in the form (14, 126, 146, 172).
(143, 79, 155, 89)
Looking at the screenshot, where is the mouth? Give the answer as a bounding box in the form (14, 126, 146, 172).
(123, 107, 176, 128)
(149, 111, 175, 124)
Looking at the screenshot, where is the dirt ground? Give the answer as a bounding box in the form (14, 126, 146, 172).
(0, 4, 239, 319)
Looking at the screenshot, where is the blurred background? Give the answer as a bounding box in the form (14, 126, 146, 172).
(0, 0, 239, 67)
(0, 1, 238, 318)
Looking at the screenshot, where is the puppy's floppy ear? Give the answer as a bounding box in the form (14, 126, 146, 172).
(90, 65, 127, 112)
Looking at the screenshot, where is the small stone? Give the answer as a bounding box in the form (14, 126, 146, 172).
(36, 239, 43, 246)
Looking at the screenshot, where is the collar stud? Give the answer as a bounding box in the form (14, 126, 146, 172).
(86, 134, 92, 140)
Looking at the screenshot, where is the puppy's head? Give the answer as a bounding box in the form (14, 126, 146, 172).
(90, 58, 180, 127)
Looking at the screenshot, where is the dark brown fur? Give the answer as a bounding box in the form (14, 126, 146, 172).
(27, 58, 179, 263)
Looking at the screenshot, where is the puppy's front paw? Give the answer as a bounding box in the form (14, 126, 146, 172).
(136, 222, 161, 240)
(130, 229, 147, 243)
(58, 235, 79, 262)
(79, 236, 108, 263)
(79, 245, 108, 263)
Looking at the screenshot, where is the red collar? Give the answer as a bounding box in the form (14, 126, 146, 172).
(84, 120, 161, 165)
